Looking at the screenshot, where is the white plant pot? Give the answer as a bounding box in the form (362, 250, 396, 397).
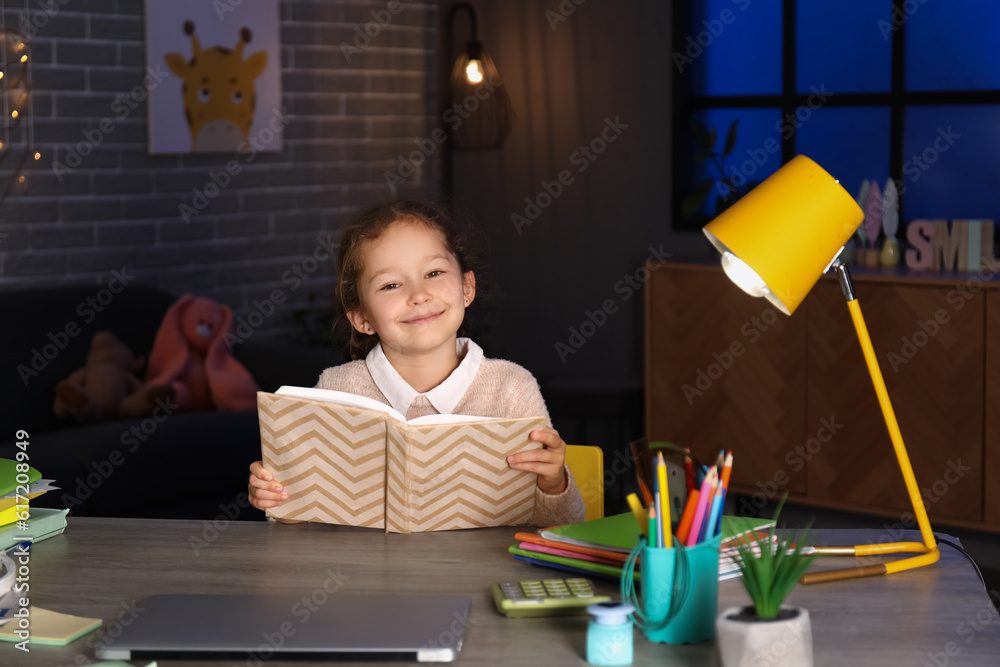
(716, 606, 813, 667)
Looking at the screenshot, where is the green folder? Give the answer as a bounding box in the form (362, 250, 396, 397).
(539, 512, 776, 553)
(0, 459, 42, 497)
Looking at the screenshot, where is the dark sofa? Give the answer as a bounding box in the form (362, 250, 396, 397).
(1, 283, 344, 520)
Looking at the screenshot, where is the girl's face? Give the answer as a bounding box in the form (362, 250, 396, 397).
(347, 219, 475, 358)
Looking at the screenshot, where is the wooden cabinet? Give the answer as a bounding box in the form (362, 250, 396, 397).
(646, 261, 998, 532)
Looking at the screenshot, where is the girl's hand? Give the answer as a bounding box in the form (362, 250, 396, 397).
(507, 427, 569, 495)
(248, 460, 288, 509)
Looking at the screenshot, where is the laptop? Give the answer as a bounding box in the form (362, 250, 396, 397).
(95, 593, 471, 663)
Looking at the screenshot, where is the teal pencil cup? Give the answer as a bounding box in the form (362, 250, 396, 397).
(621, 533, 722, 645)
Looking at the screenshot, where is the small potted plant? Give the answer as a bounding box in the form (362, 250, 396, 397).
(716, 498, 816, 667)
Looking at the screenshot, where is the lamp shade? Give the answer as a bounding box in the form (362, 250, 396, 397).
(703, 155, 864, 315)
(449, 45, 514, 149)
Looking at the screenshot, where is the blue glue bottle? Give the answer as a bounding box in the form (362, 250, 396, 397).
(586, 601, 635, 666)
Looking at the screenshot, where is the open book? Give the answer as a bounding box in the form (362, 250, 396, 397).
(257, 386, 544, 533)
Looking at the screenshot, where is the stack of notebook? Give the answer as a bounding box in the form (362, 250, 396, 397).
(0, 460, 66, 553)
(508, 512, 775, 582)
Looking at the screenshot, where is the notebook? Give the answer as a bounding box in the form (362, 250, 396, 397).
(95, 593, 471, 663)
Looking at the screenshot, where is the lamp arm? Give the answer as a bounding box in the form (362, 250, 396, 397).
(448, 2, 478, 42)
(833, 261, 937, 553)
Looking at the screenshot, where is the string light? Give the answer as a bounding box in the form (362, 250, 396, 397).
(1, 20, 36, 207)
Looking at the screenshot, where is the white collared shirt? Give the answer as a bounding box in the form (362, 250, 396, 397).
(365, 338, 484, 416)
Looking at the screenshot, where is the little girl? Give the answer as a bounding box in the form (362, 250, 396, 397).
(248, 199, 586, 527)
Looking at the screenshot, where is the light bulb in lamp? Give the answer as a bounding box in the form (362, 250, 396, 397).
(465, 59, 483, 83)
(720, 251, 770, 298)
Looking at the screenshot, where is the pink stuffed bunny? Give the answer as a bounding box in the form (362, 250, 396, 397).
(145, 294, 259, 412)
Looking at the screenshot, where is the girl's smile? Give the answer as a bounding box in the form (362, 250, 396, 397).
(402, 310, 444, 325)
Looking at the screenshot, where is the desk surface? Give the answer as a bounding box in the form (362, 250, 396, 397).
(7, 518, 1000, 666)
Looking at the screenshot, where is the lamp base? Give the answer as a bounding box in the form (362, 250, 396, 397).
(800, 543, 940, 585)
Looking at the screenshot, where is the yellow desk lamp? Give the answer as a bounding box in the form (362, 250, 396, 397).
(702, 154, 939, 584)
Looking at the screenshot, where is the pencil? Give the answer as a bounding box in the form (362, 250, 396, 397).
(656, 452, 671, 547)
(686, 468, 717, 547)
(704, 476, 724, 539)
(626, 492, 648, 538)
(714, 451, 734, 536)
(720, 451, 733, 490)
(675, 488, 700, 544)
(684, 455, 695, 493)
(647, 506, 658, 548)
(638, 478, 654, 508)
(652, 456, 663, 548)
(696, 468, 720, 544)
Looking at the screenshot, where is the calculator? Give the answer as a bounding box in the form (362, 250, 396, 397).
(491, 578, 612, 617)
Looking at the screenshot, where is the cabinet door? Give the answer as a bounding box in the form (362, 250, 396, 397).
(806, 279, 983, 522)
(646, 264, 806, 494)
(985, 292, 1000, 526)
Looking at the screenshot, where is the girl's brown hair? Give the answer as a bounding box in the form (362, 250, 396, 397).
(333, 199, 488, 360)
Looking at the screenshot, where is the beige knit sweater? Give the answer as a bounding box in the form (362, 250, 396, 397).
(315, 358, 587, 528)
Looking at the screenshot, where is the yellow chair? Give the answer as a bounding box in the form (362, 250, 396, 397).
(565, 445, 604, 520)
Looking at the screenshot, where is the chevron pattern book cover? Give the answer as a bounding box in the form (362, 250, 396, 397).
(258, 390, 542, 533)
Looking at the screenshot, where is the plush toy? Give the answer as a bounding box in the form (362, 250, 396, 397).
(145, 294, 259, 412)
(54, 331, 175, 424)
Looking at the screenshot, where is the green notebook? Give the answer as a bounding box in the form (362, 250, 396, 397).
(1, 508, 69, 551)
(540, 513, 641, 553)
(539, 512, 776, 553)
(0, 459, 42, 497)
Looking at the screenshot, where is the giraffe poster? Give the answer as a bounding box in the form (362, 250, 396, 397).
(145, 0, 282, 154)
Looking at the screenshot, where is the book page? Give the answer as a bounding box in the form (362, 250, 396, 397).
(276, 385, 407, 421)
(275, 386, 521, 426)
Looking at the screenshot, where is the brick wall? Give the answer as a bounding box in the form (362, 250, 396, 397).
(0, 0, 440, 344)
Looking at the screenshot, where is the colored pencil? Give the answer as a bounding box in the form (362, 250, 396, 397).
(686, 468, 717, 547)
(714, 451, 734, 536)
(675, 488, 700, 544)
(652, 459, 663, 548)
(704, 477, 724, 539)
(656, 452, 671, 547)
(697, 468, 721, 544)
(626, 493, 648, 538)
(684, 455, 695, 492)
(638, 478, 654, 508)
(648, 506, 658, 548)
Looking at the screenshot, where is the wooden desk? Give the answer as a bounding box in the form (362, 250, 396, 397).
(9, 518, 1000, 666)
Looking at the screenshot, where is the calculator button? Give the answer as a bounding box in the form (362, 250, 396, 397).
(520, 582, 546, 598)
(544, 581, 571, 597)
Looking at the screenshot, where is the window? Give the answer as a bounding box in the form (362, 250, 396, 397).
(673, 0, 1000, 231)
